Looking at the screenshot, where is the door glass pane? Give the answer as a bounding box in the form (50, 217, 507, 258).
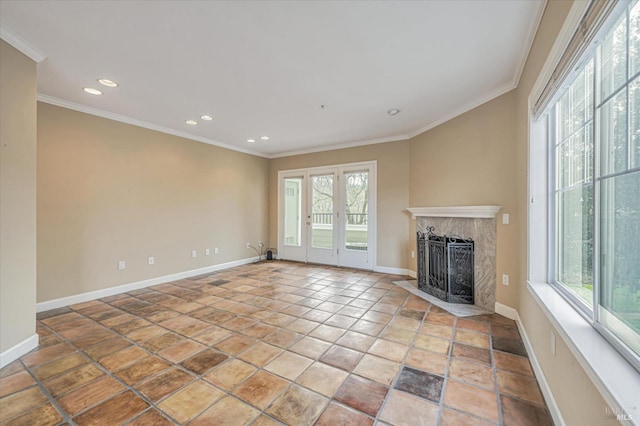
(344, 171, 368, 252)
(311, 174, 333, 249)
(599, 171, 640, 354)
(284, 178, 302, 247)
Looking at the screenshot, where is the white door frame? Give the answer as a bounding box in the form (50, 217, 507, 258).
(279, 174, 307, 262)
(277, 160, 377, 270)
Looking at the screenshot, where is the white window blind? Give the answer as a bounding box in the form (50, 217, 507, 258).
(532, 0, 621, 119)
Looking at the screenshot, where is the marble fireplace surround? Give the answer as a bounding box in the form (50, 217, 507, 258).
(407, 206, 501, 314)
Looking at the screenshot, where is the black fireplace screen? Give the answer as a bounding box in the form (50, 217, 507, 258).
(417, 227, 474, 304)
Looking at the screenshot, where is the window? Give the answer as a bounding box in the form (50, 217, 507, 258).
(551, 1, 640, 366)
(553, 59, 594, 308)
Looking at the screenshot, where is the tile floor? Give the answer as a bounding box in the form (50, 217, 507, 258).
(0, 261, 553, 425)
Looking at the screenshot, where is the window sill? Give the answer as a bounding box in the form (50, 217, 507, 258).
(527, 281, 640, 425)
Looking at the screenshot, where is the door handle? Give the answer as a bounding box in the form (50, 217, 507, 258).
(306, 222, 311, 225)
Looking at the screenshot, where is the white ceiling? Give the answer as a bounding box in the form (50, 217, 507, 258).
(0, 0, 545, 158)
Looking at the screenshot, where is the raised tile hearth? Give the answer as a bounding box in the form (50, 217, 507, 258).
(394, 279, 492, 317)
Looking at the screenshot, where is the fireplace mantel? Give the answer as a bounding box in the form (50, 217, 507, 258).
(407, 206, 501, 219)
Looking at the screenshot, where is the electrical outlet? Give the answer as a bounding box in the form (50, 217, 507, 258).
(148, 256, 154, 265)
(191, 250, 197, 258)
(502, 274, 509, 285)
(205, 249, 210, 256)
(246, 242, 250, 249)
(214, 247, 219, 254)
(502, 213, 510, 224)
(550, 331, 556, 355)
(118, 260, 126, 270)
(411, 250, 415, 258)
(259, 241, 263, 247)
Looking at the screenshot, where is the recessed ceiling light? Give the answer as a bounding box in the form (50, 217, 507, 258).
(97, 78, 118, 88)
(260, 136, 270, 141)
(200, 115, 213, 121)
(83, 87, 102, 95)
(387, 108, 401, 116)
(185, 120, 197, 125)
(247, 139, 256, 143)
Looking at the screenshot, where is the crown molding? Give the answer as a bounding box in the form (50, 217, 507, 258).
(407, 206, 502, 219)
(512, 0, 548, 88)
(269, 133, 411, 159)
(405, 2, 546, 141)
(272, 77, 517, 159)
(37, 94, 270, 158)
(3, 1, 547, 160)
(270, 3, 550, 161)
(38, 92, 411, 160)
(406, 79, 518, 140)
(0, 25, 46, 62)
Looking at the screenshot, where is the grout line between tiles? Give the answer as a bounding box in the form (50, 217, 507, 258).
(3, 261, 548, 426)
(436, 311, 457, 425)
(489, 320, 506, 425)
(18, 357, 76, 426)
(52, 320, 189, 424)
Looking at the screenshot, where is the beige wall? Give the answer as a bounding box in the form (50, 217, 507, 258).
(515, 0, 617, 424)
(37, 103, 269, 302)
(408, 90, 519, 307)
(3, 1, 617, 419)
(268, 141, 410, 270)
(268, 2, 616, 422)
(0, 40, 37, 353)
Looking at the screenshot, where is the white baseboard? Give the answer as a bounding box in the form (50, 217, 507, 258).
(494, 302, 518, 320)
(37, 256, 260, 313)
(373, 265, 412, 276)
(497, 302, 565, 426)
(0, 334, 38, 369)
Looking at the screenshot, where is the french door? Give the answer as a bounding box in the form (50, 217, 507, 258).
(278, 161, 376, 270)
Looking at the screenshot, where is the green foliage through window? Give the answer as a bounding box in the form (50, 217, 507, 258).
(552, 0, 640, 361)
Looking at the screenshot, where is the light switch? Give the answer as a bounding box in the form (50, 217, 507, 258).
(502, 213, 510, 224)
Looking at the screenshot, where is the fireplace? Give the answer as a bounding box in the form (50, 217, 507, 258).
(417, 227, 474, 304)
(408, 206, 500, 312)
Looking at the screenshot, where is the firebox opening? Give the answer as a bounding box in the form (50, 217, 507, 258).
(417, 226, 474, 305)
